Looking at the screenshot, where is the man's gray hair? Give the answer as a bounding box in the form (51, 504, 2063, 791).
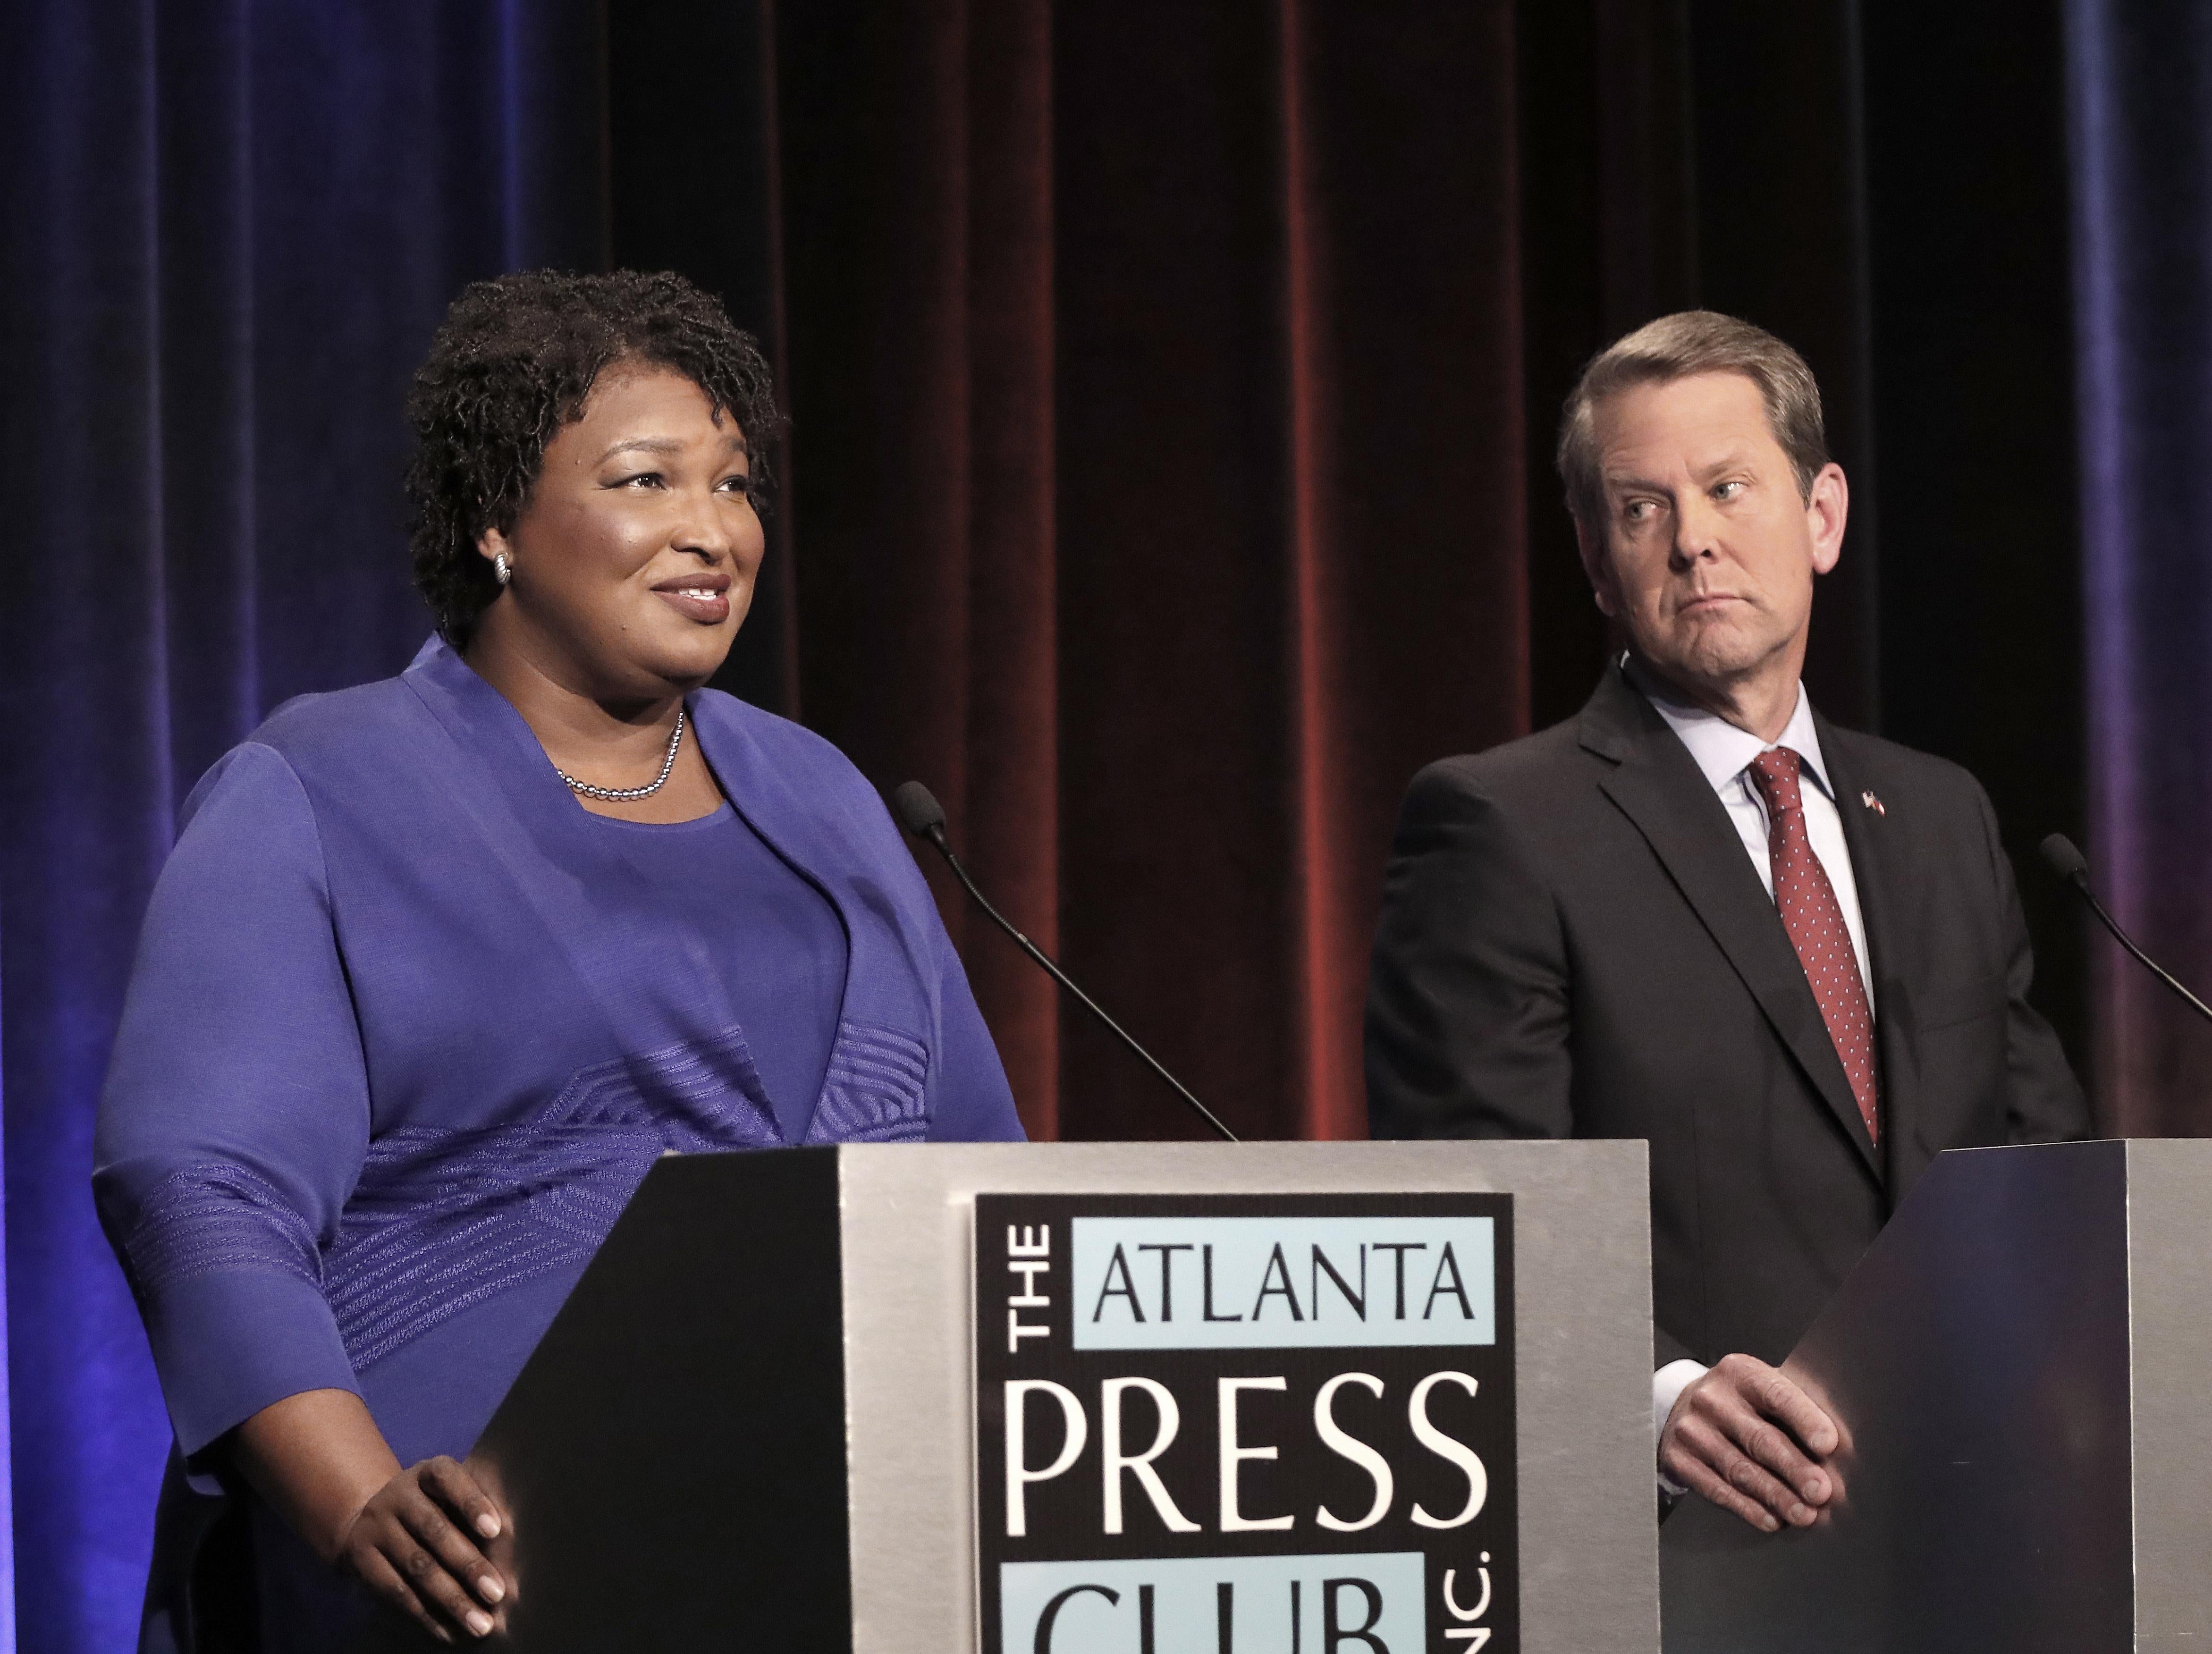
(1556, 310, 1829, 528)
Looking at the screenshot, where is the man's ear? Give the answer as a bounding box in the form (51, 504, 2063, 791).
(1574, 514, 1620, 617)
(1805, 463, 1849, 576)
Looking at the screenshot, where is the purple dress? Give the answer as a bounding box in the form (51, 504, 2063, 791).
(93, 639, 1024, 1648)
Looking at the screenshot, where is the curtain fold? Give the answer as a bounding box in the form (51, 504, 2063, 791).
(2067, 0, 2212, 1130)
(776, 0, 1543, 1142)
(1277, 1, 1534, 1140)
(961, 0, 1065, 1136)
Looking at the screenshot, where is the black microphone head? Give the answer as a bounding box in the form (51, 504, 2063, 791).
(892, 781, 946, 839)
(2040, 833, 2089, 884)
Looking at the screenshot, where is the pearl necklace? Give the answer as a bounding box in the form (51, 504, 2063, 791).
(557, 709, 686, 802)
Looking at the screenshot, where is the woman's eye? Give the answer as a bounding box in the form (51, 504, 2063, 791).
(719, 475, 752, 496)
(616, 471, 664, 489)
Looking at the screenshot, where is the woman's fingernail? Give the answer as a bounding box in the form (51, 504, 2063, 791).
(476, 1512, 501, 1539)
(466, 1609, 494, 1636)
(480, 1575, 505, 1604)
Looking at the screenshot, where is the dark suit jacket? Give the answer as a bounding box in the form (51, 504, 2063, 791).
(1365, 663, 2090, 1368)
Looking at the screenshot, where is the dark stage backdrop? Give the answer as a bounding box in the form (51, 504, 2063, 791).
(1, 0, 2204, 1646)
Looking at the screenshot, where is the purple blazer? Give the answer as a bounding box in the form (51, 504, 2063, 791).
(94, 639, 1023, 1646)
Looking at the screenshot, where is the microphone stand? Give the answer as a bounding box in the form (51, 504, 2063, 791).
(899, 789, 1240, 1143)
(2045, 835, 2212, 1026)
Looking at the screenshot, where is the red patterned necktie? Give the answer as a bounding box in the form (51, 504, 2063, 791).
(1746, 748, 1881, 1145)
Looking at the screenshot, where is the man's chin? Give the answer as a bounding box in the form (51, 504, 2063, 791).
(1638, 629, 1782, 693)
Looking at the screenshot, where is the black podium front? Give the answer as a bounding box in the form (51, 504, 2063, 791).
(1661, 1139, 2212, 1653)
(363, 1140, 1658, 1652)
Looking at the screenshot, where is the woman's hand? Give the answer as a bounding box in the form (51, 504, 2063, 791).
(338, 1456, 509, 1641)
(231, 1388, 512, 1642)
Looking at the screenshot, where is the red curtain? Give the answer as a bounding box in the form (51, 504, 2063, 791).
(711, 0, 2095, 1139)
(769, 1, 1551, 1141)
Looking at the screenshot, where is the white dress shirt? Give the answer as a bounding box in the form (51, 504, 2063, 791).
(1627, 665, 1874, 1483)
(1637, 674, 1874, 1006)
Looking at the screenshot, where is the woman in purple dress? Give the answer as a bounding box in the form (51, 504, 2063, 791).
(94, 270, 1025, 1649)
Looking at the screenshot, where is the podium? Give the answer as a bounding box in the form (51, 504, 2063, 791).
(422, 1141, 1659, 1652)
(1661, 1139, 2212, 1652)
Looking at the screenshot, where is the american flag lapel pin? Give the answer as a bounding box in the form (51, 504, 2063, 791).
(1861, 790, 1886, 817)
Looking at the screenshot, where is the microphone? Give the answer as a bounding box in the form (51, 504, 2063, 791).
(892, 781, 1239, 1142)
(2041, 833, 2212, 1026)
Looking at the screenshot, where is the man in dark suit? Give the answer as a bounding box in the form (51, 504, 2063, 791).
(1366, 311, 2088, 1533)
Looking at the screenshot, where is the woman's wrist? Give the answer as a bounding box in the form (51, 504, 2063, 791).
(314, 1463, 399, 1565)
(237, 1393, 513, 1637)
(229, 1388, 405, 1564)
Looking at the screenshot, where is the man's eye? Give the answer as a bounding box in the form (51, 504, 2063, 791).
(1713, 481, 1743, 501)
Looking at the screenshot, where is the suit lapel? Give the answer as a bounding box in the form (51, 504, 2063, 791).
(1581, 669, 1881, 1178)
(1815, 719, 1921, 1195)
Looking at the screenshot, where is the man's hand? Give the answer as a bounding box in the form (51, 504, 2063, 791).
(338, 1456, 509, 1642)
(1660, 1353, 1840, 1532)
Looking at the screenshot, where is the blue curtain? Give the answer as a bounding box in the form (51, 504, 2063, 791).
(0, 3, 603, 1645)
(2068, 0, 2212, 1131)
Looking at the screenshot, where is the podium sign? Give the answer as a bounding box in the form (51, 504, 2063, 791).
(439, 1141, 1655, 1652)
(975, 1194, 1519, 1652)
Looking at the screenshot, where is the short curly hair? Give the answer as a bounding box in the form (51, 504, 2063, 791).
(405, 269, 783, 645)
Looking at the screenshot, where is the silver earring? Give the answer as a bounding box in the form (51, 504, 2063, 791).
(493, 551, 512, 587)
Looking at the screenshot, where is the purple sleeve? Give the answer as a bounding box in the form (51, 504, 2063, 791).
(926, 925, 1028, 1143)
(93, 743, 369, 1457)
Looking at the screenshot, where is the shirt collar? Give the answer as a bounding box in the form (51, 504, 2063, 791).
(1623, 655, 1836, 802)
